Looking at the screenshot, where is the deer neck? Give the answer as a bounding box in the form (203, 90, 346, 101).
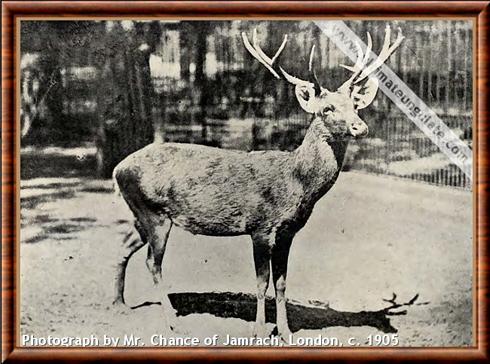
(291, 117, 349, 202)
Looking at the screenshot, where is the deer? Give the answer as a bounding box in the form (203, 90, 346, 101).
(111, 25, 403, 342)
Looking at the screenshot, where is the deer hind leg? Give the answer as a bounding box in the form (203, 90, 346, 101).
(251, 233, 273, 338)
(144, 217, 177, 331)
(113, 221, 147, 306)
(271, 234, 293, 343)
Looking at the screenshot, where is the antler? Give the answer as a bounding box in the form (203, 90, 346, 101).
(340, 25, 404, 88)
(242, 29, 321, 93)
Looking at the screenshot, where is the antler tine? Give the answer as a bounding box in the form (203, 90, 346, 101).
(308, 44, 316, 72)
(355, 25, 404, 83)
(339, 41, 365, 86)
(362, 32, 373, 65)
(241, 29, 282, 79)
(308, 45, 322, 93)
(271, 34, 288, 64)
(252, 28, 273, 64)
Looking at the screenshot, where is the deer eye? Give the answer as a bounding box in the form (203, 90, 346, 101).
(322, 105, 335, 115)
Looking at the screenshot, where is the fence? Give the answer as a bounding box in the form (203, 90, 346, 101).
(21, 20, 473, 188)
(154, 20, 472, 189)
(158, 109, 471, 189)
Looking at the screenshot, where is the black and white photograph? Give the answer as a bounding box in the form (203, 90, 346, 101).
(19, 19, 473, 348)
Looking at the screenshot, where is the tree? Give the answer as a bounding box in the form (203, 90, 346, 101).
(193, 22, 210, 142)
(95, 21, 161, 178)
(20, 22, 64, 144)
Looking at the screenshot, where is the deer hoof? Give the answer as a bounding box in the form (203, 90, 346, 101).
(162, 323, 188, 336)
(163, 316, 181, 334)
(252, 324, 269, 339)
(112, 301, 131, 315)
(277, 327, 293, 345)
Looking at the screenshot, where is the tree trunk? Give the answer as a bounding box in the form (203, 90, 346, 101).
(194, 22, 209, 142)
(96, 22, 159, 178)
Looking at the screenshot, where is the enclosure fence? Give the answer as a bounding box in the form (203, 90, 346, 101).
(21, 20, 472, 189)
(154, 20, 472, 189)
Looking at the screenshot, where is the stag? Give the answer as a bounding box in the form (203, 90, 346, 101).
(112, 25, 403, 341)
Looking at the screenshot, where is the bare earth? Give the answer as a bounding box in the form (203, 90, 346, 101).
(20, 171, 472, 347)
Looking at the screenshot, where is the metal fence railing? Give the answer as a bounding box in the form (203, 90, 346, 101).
(21, 20, 473, 188)
(157, 102, 471, 189)
(154, 20, 472, 189)
(348, 112, 472, 189)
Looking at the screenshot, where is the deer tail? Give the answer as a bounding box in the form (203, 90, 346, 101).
(111, 166, 135, 222)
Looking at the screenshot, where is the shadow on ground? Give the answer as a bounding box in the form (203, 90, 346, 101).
(21, 176, 115, 243)
(133, 292, 418, 334)
(21, 153, 97, 179)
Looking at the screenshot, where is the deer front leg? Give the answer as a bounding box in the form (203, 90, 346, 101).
(271, 235, 293, 343)
(251, 234, 273, 338)
(113, 223, 146, 307)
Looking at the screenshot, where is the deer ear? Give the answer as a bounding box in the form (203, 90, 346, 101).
(352, 77, 379, 110)
(294, 85, 320, 114)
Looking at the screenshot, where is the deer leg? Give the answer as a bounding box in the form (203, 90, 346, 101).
(145, 245, 154, 279)
(251, 234, 273, 338)
(113, 222, 147, 306)
(146, 218, 176, 331)
(271, 236, 293, 342)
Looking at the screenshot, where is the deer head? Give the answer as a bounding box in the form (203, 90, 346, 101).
(242, 25, 404, 138)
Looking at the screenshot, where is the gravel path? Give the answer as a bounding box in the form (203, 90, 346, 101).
(20, 172, 473, 347)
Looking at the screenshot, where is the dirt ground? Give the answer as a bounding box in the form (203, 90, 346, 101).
(20, 171, 473, 347)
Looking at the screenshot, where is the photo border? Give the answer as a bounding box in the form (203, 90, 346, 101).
(2, 1, 489, 362)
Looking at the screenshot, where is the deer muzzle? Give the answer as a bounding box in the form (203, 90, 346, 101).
(348, 119, 369, 138)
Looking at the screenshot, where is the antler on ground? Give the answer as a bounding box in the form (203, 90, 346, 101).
(381, 293, 428, 316)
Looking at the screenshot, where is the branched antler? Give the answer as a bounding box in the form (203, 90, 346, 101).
(340, 25, 404, 90)
(242, 29, 321, 93)
(381, 292, 426, 316)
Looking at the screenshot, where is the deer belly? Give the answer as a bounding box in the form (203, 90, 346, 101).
(150, 188, 249, 236)
(170, 210, 248, 236)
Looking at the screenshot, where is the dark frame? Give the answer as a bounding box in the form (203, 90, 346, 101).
(2, 1, 489, 362)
